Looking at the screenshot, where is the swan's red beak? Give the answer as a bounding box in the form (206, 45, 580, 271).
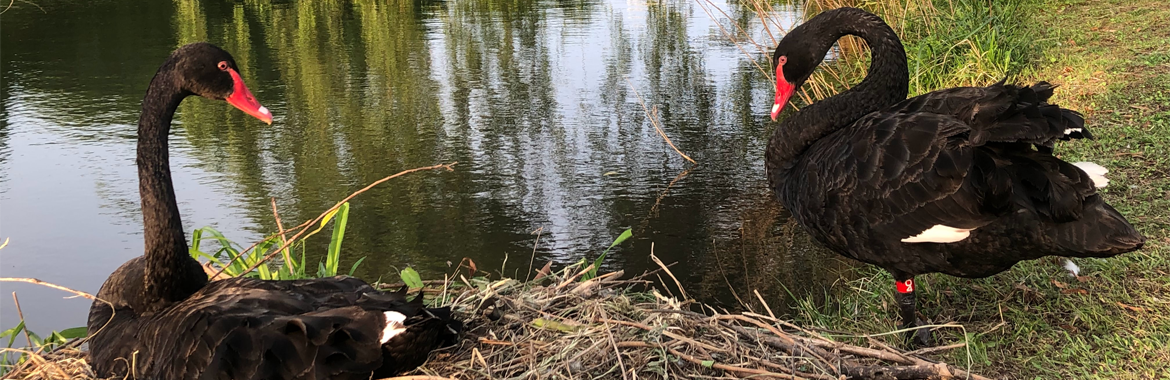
(224, 68, 273, 125)
(771, 64, 796, 122)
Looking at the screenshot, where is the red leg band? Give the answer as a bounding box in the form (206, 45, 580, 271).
(896, 279, 915, 293)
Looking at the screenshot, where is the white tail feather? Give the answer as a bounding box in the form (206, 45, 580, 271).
(1072, 161, 1109, 188)
(380, 311, 407, 344)
(901, 224, 973, 243)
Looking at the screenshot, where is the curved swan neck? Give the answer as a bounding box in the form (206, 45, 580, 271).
(138, 68, 207, 309)
(766, 9, 908, 176)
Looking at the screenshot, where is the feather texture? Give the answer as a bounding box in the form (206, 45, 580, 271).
(89, 274, 460, 380)
(763, 7, 1142, 344)
(772, 81, 1143, 278)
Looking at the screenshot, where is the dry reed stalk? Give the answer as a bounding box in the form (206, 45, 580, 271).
(694, 0, 773, 78)
(0, 278, 95, 301)
(635, 166, 693, 237)
(213, 162, 458, 278)
(399, 259, 989, 379)
(270, 197, 294, 268)
(524, 227, 543, 283)
(11, 293, 33, 348)
(649, 247, 687, 300)
(1, 346, 95, 380)
(625, 79, 696, 165)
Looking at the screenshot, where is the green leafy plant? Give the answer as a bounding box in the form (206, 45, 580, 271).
(400, 267, 424, 289)
(1, 322, 86, 375)
(582, 228, 634, 281)
(190, 202, 365, 280)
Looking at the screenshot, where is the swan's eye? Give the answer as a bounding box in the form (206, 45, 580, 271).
(777, 56, 787, 65)
(217, 61, 229, 71)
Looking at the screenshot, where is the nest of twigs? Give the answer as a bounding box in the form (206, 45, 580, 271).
(398, 263, 990, 380)
(7, 265, 988, 380)
(2, 343, 95, 380)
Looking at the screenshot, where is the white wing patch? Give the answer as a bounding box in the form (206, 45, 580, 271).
(1063, 127, 1083, 136)
(1072, 161, 1109, 188)
(1062, 258, 1081, 277)
(901, 224, 974, 243)
(380, 311, 408, 344)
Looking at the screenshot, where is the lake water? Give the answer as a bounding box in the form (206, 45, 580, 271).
(0, 0, 851, 334)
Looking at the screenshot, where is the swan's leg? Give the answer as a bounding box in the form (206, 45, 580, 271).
(894, 276, 932, 346)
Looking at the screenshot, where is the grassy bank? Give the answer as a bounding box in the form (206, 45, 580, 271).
(786, 0, 1170, 378)
(796, 0, 1037, 102)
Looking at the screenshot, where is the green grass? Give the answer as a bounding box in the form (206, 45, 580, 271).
(786, 0, 1170, 378)
(0, 316, 88, 374)
(799, 0, 1040, 102)
(192, 201, 367, 280)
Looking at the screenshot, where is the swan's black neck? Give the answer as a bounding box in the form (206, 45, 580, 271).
(766, 9, 908, 179)
(137, 68, 208, 311)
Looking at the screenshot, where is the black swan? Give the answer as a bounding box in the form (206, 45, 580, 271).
(764, 8, 1144, 344)
(87, 42, 461, 379)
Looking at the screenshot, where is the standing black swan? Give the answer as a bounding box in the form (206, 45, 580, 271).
(765, 8, 1144, 344)
(87, 42, 461, 379)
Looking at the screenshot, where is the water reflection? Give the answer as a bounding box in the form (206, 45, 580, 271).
(0, 0, 850, 332)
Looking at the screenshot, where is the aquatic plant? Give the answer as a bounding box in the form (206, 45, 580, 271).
(191, 202, 365, 280)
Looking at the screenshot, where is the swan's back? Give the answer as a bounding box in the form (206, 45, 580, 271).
(774, 82, 1144, 277)
(88, 275, 459, 380)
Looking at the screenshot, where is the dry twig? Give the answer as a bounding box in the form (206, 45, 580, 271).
(401, 260, 988, 379)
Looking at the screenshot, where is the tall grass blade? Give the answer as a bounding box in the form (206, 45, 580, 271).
(1, 321, 25, 348)
(55, 327, 86, 340)
(325, 202, 350, 277)
(348, 257, 367, 276)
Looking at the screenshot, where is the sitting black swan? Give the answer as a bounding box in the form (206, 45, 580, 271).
(764, 8, 1144, 344)
(87, 42, 461, 379)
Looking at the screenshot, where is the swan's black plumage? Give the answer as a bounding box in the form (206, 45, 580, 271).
(87, 43, 460, 379)
(765, 8, 1143, 344)
(89, 274, 458, 379)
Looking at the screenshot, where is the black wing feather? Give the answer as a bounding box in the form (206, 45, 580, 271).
(790, 82, 1106, 251)
(89, 276, 460, 380)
